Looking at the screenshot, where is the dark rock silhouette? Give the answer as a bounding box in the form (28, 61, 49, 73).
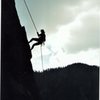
(34, 63, 99, 100)
(1, 0, 40, 100)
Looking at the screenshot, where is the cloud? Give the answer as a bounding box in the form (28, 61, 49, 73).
(62, 9, 100, 53)
(46, 7, 100, 53)
(32, 48, 100, 71)
(39, 0, 100, 33)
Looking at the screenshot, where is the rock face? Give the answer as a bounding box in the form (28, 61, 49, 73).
(1, 0, 40, 100)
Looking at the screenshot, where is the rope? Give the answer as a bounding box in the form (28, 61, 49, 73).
(23, 0, 38, 33)
(40, 44, 44, 71)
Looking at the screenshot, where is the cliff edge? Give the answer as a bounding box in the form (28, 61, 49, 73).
(1, 0, 40, 100)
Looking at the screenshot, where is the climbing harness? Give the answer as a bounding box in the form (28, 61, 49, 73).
(23, 0, 44, 71)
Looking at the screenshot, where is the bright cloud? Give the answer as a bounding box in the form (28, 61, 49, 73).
(32, 48, 100, 71)
(46, 7, 100, 53)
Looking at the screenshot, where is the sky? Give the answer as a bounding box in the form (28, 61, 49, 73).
(15, 0, 100, 71)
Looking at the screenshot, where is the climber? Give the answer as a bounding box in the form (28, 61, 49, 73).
(29, 29, 46, 50)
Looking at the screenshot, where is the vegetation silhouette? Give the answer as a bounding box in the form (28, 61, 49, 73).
(34, 63, 99, 100)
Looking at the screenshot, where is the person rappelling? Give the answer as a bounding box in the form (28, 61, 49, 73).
(29, 29, 46, 50)
(24, 0, 45, 70)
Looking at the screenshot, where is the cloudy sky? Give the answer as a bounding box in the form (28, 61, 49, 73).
(15, 0, 100, 71)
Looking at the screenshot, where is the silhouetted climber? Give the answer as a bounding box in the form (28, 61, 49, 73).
(29, 29, 46, 50)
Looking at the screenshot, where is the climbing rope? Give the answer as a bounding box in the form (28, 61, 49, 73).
(23, 0, 38, 33)
(40, 44, 44, 71)
(23, 0, 44, 71)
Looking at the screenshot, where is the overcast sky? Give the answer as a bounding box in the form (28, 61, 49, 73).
(15, 0, 100, 71)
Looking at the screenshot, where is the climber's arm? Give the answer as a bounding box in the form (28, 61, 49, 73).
(37, 32, 40, 37)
